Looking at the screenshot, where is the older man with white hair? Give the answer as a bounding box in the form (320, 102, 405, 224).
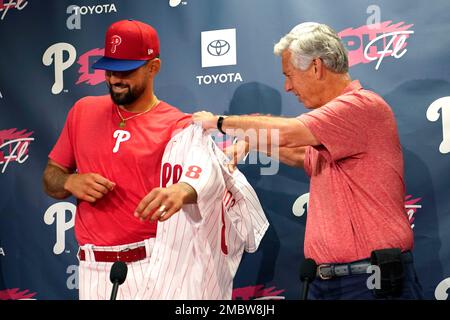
(194, 22, 423, 300)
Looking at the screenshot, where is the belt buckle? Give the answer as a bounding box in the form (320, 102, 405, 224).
(318, 264, 333, 280)
(117, 247, 130, 261)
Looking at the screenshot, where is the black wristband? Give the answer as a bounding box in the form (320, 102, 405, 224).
(217, 116, 226, 135)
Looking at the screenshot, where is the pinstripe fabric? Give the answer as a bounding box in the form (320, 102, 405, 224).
(136, 125, 269, 300)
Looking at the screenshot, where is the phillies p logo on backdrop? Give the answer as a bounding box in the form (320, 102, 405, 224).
(43, 202, 76, 255)
(427, 97, 450, 154)
(42, 43, 77, 94)
(169, 0, 182, 7)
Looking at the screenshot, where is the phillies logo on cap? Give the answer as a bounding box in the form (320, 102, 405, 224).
(92, 19, 161, 72)
(111, 35, 122, 53)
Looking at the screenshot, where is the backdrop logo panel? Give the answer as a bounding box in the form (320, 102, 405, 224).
(169, 0, 183, 7)
(42, 43, 106, 92)
(292, 193, 309, 217)
(66, 3, 118, 30)
(0, 0, 28, 21)
(405, 195, 422, 229)
(76, 48, 105, 86)
(201, 28, 237, 68)
(339, 21, 414, 70)
(0, 288, 36, 300)
(232, 285, 285, 300)
(43, 202, 76, 255)
(66, 265, 79, 290)
(42, 43, 77, 94)
(197, 28, 242, 86)
(426, 97, 450, 154)
(405, 195, 422, 228)
(0, 128, 34, 174)
(435, 278, 450, 300)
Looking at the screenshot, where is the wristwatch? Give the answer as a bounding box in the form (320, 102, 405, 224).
(217, 116, 226, 135)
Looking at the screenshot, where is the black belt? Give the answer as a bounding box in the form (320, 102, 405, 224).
(316, 251, 413, 280)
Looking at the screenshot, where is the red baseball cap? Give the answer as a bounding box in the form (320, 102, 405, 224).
(92, 19, 160, 72)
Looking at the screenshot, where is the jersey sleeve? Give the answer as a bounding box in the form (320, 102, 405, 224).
(297, 93, 371, 162)
(48, 106, 77, 170)
(178, 126, 223, 219)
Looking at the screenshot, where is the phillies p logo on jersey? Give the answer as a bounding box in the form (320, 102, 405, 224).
(113, 130, 131, 153)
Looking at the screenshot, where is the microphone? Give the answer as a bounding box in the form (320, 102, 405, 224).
(109, 261, 128, 300)
(299, 258, 317, 300)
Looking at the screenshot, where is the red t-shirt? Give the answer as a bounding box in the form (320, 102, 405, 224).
(297, 80, 413, 264)
(49, 95, 192, 246)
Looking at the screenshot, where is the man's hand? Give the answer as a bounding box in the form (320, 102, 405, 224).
(193, 111, 219, 130)
(224, 140, 250, 173)
(64, 173, 116, 203)
(134, 182, 197, 222)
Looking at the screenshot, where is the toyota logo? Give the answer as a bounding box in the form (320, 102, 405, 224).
(207, 40, 231, 56)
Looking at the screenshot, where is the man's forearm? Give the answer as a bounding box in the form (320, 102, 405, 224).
(42, 164, 72, 199)
(275, 146, 306, 168)
(221, 115, 317, 148)
(222, 115, 287, 134)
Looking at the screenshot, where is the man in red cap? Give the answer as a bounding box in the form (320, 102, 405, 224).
(42, 19, 196, 299)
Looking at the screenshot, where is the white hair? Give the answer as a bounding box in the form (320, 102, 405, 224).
(274, 22, 349, 73)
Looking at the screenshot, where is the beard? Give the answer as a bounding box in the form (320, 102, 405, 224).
(108, 83, 145, 106)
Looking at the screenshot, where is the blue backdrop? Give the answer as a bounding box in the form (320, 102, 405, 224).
(1, 0, 449, 300)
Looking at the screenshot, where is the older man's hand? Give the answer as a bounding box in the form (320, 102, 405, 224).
(224, 140, 250, 173)
(193, 111, 219, 130)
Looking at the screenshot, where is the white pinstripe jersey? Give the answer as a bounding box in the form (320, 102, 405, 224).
(136, 125, 269, 300)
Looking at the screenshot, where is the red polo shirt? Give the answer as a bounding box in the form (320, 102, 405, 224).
(298, 81, 413, 264)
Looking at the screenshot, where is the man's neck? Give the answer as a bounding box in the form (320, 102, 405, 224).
(319, 73, 352, 106)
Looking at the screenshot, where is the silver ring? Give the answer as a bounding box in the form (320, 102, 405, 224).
(159, 205, 167, 217)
